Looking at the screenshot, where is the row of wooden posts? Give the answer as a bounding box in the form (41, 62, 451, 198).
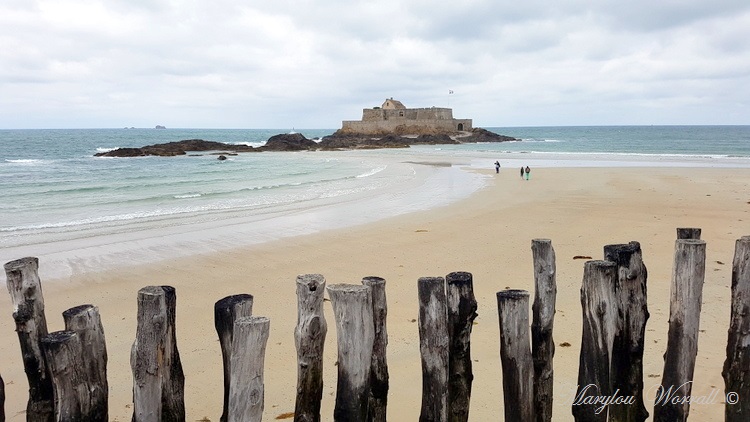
(2, 228, 750, 421)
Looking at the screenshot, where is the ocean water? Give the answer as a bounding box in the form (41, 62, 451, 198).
(1, 126, 749, 278)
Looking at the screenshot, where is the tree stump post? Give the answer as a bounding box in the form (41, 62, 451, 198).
(42, 329, 107, 421)
(531, 239, 556, 422)
(573, 260, 618, 422)
(676, 228, 701, 240)
(228, 316, 270, 422)
(62, 304, 108, 420)
(131, 286, 185, 422)
(603, 242, 649, 422)
(1, 372, 6, 422)
(417, 276, 450, 422)
(446, 272, 477, 422)
(4, 257, 54, 421)
(362, 276, 388, 422)
(653, 239, 706, 422)
(327, 284, 375, 422)
(496, 289, 534, 422)
(215, 294, 254, 422)
(723, 236, 750, 421)
(294, 274, 327, 422)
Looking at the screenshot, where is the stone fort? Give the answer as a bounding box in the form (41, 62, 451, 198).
(339, 98, 473, 135)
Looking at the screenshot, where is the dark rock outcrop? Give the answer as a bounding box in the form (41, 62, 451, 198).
(459, 128, 519, 143)
(94, 128, 520, 158)
(95, 139, 256, 157)
(409, 134, 459, 145)
(261, 133, 319, 151)
(318, 133, 411, 149)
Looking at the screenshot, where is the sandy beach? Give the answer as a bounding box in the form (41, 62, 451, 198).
(2, 165, 749, 421)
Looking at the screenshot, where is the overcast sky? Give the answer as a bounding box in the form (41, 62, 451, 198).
(2, 0, 749, 129)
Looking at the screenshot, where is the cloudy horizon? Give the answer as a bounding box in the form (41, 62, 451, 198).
(1, 0, 749, 129)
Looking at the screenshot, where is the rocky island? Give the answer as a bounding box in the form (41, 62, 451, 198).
(95, 99, 520, 157)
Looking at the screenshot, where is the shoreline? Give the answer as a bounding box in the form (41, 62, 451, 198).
(1, 165, 750, 421)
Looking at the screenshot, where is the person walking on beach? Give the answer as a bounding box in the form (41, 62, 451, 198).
(525, 166, 531, 180)
(520, 166, 524, 179)
(494, 161, 500, 174)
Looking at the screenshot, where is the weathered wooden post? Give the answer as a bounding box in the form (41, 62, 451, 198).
(603, 242, 649, 422)
(131, 286, 185, 422)
(362, 276, 388, 422)
(496, 289, 534, 422)
(531, 239, 556, 422)
(653, 239, 706, 422)
(228, 316, 270, 422)
(676, 227, 701, 240)
(446, 272, 477, 422)
(327, 283, 375, 422)
(417, 276, 450, 422)
(62, 304, 108, 420)
(723, 236, 750, 421)
(42, 329, 107, 421)
(1, 372, 5, 422)
(215, 294, 254, 422)
(294, 274, 327, 422)
(4, 257, 54, 421)
(573, 260, 618, 422)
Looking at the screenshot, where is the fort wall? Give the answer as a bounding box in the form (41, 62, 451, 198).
(339, 99, 473, 135)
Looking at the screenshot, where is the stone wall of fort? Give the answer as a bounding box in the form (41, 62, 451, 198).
(340, 118, 472, 135)
(342, 106, 472, 135)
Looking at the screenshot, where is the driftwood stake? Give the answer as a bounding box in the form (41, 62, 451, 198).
(417, 276, 450, 422)
(294, 274, 327, 422)
(446, 271, 477, 422)
(603, 242, 649, 422)
(676, 228, 701, 240)
(215, 294, 254, 422)
(42, 330, 107, 421)
(4, 257, 54, 421)
(573, 260, 618, 422)
(362, 276, 389, 422)
(496, 289, 534, 422)
(62, 304, 108, 421)
(653, 239, 706, 422)
(1, 372, 4, 422)
(131, 286, 185, 422)
(531, 239, 556, 422)
(228, 316, 270, 422)
(327, 283, 375, 422)
(723, 236, 750, 421)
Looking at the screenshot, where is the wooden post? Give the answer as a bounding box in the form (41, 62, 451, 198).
(1, 372, 5, 422)
(653, 239, 706, 422)
(496, 289, 534, 422)
(42, 330, 107, 421)
(62, 304, 108, 421)
(446, 272, 477, 422)
(294, 274, 327, 422)
(723, 236, 750, 421)
(4, 257, 54, 421)
(228, 316, 270, 422)
(531, 239, 556, 422)
(327, 284, 375, 422)
(603, 242, 649, 422)
(676, 227, 701, 240)
(417, 276, 450, 422)
(131, 286, 185, 422)
(215, 294, 254, 422)
(573, 260, 618, 422)
(362, 276, 388, 422)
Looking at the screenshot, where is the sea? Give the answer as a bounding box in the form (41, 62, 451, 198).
(1, 126, 749, 279)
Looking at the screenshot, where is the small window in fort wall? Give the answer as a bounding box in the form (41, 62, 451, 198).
(457, 123, 464, 131)
(399, 111, 404, 117)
